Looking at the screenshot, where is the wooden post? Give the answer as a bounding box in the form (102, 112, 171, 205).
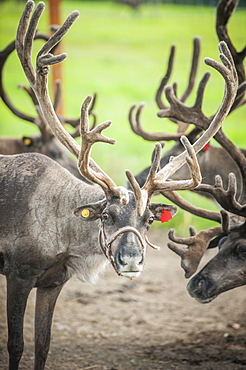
(49, 0, 63, 114)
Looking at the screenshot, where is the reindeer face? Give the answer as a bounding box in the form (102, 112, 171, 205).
(187, 231, 246, 303)
(75, 192, 177, 279)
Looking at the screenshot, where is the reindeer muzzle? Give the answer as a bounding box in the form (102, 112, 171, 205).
(99, 224, 147, 277)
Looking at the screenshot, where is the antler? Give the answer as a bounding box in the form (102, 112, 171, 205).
(15, 1, 128, 204)
(168, 210, 230, 278)
(167, 171, 246, 278)
(162, 190, 222, 223)
(0, 29, 97, 139)
(128, 103, 183, 142)
(196, 173, 246, 217)
(65, 92, 97, 137)
(77, 95, 129, 203)
(126, 136, 201, 216)
(158, 0, 245, 128)
(129, 38, 201, 143)
(168, 226, 223, 278)
(216, 0, 246, 88)
(156, 37, 201, 110)
(0, 32, 51, 131)
(128, 42, 238, 216)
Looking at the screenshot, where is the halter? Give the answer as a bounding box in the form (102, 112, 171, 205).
(98, 221, 160, 275)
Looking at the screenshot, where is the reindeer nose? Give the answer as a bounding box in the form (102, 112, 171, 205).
(110, 229, 146, 278)
(187, 275, 216, 303)
(118, 248, 144, 268)
(187, 275, 209, 297)
(115, 246, 144, 279)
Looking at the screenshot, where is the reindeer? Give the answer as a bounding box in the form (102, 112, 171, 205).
(0, 30, 96, 181)
(1, 1, 235, 368)
(129, 0, 246, 199)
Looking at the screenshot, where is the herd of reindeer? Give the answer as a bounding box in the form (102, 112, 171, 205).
(0, 0, 245, 369)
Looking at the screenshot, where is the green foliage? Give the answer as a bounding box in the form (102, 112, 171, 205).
(0, 1, 245, 234)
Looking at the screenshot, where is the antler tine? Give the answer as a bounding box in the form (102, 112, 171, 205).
(180, 36, 201, 102)
(128, 103, 183, 142)
(155, 45, 175, 110)
(78, 95, 129, 204)
(16, 1, 43, 86)
(86, 92, 97, 130)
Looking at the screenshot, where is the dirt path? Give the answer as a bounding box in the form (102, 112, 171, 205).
(0, 230, 245, 369)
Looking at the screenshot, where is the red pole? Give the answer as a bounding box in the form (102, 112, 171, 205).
(49, 0, 63, 114)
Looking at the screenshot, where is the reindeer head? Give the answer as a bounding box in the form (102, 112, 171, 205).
(187, 225, 246, 303)
(74, 194, 177, 278)
(70, 95, 180, 278)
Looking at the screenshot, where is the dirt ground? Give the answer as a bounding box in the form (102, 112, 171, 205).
(0, 230, 245, 370)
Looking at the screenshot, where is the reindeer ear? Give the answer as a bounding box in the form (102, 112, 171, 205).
(74, 199, 107, 221)
(149, 203, 178, 223)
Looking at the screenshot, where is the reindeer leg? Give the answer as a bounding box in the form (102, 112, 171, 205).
(34, 284, 64, 370)
(6, 274, 35, 370)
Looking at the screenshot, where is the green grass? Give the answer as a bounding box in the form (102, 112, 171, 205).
(0, 1, 245, 235)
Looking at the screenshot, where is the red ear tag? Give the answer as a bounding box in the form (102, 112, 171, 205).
(160, 209, 173, 223)
(203, 142, 210, 151)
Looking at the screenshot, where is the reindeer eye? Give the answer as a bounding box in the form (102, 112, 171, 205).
(148, 216, 155, 225)
(237, 245, 246, 258)
(102, 212, 109, 221)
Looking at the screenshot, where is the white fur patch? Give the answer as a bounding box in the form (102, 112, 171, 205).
(66, 253, 109, 284)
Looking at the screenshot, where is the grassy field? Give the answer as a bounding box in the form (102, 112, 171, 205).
(0, 0, 245, 234)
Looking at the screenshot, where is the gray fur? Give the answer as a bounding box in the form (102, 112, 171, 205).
(0, 153, 105, 284)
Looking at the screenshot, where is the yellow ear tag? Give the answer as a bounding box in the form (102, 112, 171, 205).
(81, 209, 90, 218)
(23, 138, 32, 146)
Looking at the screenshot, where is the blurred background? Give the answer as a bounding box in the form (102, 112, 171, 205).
(0, 0, 245, 234)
